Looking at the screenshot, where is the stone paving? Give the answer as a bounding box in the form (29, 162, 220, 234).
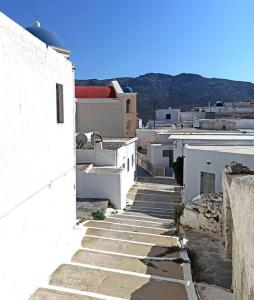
(29, 177, 197, 300)
(184, 228, 232, 289)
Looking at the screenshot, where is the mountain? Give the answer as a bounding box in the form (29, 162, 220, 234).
(76, 73, 254, 122)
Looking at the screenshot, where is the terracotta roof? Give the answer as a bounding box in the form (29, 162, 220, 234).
(75, 86, 116, 98)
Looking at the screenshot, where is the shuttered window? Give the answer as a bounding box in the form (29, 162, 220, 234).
(56, 83, 64, 123)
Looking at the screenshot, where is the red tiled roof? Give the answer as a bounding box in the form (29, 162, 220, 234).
(75, 86, 116, 98)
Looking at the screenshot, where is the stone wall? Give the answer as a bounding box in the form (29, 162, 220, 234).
(180, 193, 223, 234)
(222, 171, 254, 300)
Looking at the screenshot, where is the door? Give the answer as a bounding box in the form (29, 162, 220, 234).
(200, 172, 215, 194)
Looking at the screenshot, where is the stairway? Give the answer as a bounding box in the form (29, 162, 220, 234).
(29, 178, 197, 300)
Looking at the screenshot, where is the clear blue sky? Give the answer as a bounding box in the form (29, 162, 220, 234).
(1, 0, 254, 81)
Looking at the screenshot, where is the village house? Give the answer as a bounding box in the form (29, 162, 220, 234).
(75, 81, 137, 138)
(183, 145, 254, 202)
(0, 13, 77, 299)
(76, 133, 137, 209)
(169, 133, 254, 162)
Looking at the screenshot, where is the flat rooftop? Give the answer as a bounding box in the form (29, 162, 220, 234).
(169, 134, 254, 141)
(186, 145, 254, 155)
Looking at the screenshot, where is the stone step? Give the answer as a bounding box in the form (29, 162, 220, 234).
(131, 201, 178, 209)
(81, 236, 180, 258)
(105, 216, 174, 229)
(122, 212, 174, 222)
(49, 264, 188, 300)
(29, 288, 98, 300)
(85, 220, 175, 235)
(127, 191, 182, 202)
(85, 228, 178, 247)
(72, 249, 184, 279)
(111, 213, 174, 226)
(126, 208, 174, 218)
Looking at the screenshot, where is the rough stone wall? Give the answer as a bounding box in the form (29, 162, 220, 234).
(223, 173, 254, 300)
(180, 193, 223, 234)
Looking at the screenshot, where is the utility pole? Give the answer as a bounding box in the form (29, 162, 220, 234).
(153, 101, 156, 129)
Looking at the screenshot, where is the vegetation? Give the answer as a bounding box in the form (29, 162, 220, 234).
(92, 210, 105, 220)
(172, 156, 184, 185)
(173, 203, 185, 225)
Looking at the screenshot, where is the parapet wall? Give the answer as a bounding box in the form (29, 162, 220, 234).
(222, 173, 254, 300)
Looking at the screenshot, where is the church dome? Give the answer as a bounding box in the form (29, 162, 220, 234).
(26, 20, 64, 49)
(123, 86, 133, 93)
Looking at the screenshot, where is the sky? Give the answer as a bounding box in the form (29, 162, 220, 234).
(1, 0, 254, 82)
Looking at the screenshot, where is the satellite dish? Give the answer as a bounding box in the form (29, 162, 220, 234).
(76, 133, 88, 148)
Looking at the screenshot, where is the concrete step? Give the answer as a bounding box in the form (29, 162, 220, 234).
(49, 264, 188, 300)
(85, 220, 175, 235)
(122, 212, 174, 222)
(81, 235, 180, 258)
(131, 201, 178, 209)
(105, 216, 174, 229)
(127, 191, 182, 202)
(126, 208, 174, 218)
(29, 288, 98, 300)
(110, 213, 174, 223)
(72, 249, 184, 279)
(85, 228, 178, 247)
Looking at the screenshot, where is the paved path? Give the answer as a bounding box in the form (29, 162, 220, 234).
(29, 178, 197, 300)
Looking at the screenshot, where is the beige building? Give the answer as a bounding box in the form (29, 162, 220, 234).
(76, 81, 137, 138)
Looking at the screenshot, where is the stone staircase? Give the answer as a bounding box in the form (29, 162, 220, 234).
(29, 178, 197, 300)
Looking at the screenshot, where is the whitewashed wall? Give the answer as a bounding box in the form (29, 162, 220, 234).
(136, 129, 156, 149)
(147, 144, 173, 167)
(76, 169, 125, 209)
(223, 174, 254, 299)
(173, 139, 254, 161)
(116, 141, 136, 193)
(183, 147, 254, 202)
(0, 13, 76, 299)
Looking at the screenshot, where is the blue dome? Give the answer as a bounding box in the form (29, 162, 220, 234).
(26, 20, 64, 49)
(123, 86, 133, 93)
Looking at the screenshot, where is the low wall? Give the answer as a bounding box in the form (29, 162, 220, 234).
(76, 169, 125, 209)
(222, 173, 254, 300)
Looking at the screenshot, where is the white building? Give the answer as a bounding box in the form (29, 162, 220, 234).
(183, 145, 254, 202)
(155, 107, 180, 124)
(76, 136, 137, 209)
(169, 134, 254, 161)
(194, 119, 236, 130)
(76, 82, 137, 138)
(147, 132, 174, 176)
(0, 13, 76, 299)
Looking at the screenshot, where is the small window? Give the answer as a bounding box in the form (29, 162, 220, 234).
(126, 99, 131, 113)
(166, 114, 171, 120)
(126, 120, 131, 130)
(162, 150, 170, 157)
(56, 83, 64, 123)
(132, 154, 134, 166)
(127, 159, 130, 172)
(122, 163, 125, 169)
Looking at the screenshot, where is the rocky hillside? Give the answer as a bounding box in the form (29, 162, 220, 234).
(76, 73, 254, 122)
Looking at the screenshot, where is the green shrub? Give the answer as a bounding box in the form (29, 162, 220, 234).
(173, 203, 185, 224)
(173, 156, 184, 185)
(92, 210, 105, 220)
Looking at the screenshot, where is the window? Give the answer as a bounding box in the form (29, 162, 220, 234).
(132, 154, 134, 166)
(126, 120, 131, 130)
(127, 159, 130, 172)
(56, 83, 64, 123)
(126, 99, 131, 113)
(166, 113, 171, 120)
(162, 150, 170, 157)
(122, 163, 125, 169)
